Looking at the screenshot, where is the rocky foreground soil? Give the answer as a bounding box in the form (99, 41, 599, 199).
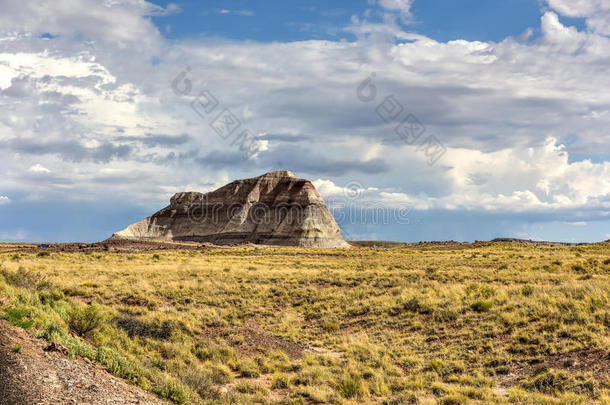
(0, 320, 166, 405)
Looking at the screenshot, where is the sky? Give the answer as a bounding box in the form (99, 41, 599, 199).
(0, 0, 609, 243)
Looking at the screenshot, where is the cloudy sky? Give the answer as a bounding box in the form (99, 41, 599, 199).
(0, 0, 609, 243)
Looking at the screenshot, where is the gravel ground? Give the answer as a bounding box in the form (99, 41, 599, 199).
(0, 320, 167, 405)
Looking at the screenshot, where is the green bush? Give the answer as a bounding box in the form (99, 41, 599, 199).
(3, 307, 34, 329)
(38, 321, 66, 341)
(95, 346, 140, 383)
(157, 379, 190, 404)
(471, 300, 493, 312)
(68, 303, 105, 337)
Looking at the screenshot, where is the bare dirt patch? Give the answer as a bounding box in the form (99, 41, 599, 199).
(497, 348, 610, 391)
(201, 320, 303, 359)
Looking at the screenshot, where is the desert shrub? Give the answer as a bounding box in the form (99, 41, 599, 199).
(238, 358, 261, 377)
(191, 340, 236, 363)
(114, 316, 175, 339)
(268, 349, 292, 371)
(37, 251, 50, 257)
(524, 369, 598, 396)
(322, 322, 339, 332)
(159, 343, 180, 359)
(471, 299, 493, 312)
(236, 381, 268, 395)
(426, 359, 444, 372)
(440, 394, 468, 405)
(3, 307, 34, 329)
(297, 385, 333, 403)
(255, 355, 275, 373)
(1, 267, 49, 290)
(383, 393, 419, 404)
(521, 285, 534, 296)
(68, 303, 105, 337)
(179, 369, 217, 400)
(571, 264, 586, 273)
(272, 372, 290, 389)
(433, 307, 458, 322)
(38, 321, 66, 341)
(431, 382, 449, 397)
(293, 366, 327, 386)
(39, 289, 65, 305)
(338, 373, 367, 399)
(157, 378, 190, 404)
(209, 363, 233, 384)
(95, 346, 140, 382)
(402, 296, 433, 314)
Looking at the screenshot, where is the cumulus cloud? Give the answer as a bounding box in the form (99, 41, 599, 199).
(0, 0, 178, 50)
(314, 137, 610, 218)
(546, 0, 610, 35)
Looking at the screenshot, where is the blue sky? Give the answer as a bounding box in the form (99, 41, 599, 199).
(0, 0, 609, 243)
(148, 0, 583, 43)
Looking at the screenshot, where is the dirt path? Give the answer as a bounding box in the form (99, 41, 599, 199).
(0, 320, 167, 405)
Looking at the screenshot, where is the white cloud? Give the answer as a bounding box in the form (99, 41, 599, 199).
(216, 9, 254, 16)
(546, 0, 610, 35)
(314, 137, 610, 215)
(541, 12, 586, 50)
(376, 0, 413, 17)
(0, 196, 10, 205)
(29, 164, 51, 173)
(0, 0, 176, 49)
(0, 230, 26, 241)
(0, 0, 607, 230)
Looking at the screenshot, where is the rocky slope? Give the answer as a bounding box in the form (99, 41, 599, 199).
(0, 320, 166, 405)
(111, 171, 349, 248)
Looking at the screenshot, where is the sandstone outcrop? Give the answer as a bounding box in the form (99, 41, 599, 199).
(111, 171, 349, 247)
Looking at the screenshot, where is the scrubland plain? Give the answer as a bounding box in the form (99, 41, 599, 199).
(0, 242, 608, 404)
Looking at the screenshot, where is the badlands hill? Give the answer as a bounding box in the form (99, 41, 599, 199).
(111, 170, 349, 248)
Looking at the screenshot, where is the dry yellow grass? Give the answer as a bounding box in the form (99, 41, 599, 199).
(1, 242, 609, 404)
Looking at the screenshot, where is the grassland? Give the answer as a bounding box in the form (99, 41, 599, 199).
(0, 242, 609, 404)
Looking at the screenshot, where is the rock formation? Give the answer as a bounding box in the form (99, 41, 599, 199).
(111, 171, 349, 247)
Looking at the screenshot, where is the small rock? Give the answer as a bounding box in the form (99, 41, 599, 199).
(44, 342, 69, 355)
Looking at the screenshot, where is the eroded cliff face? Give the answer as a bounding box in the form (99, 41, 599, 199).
(111, 171, 349, 247)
